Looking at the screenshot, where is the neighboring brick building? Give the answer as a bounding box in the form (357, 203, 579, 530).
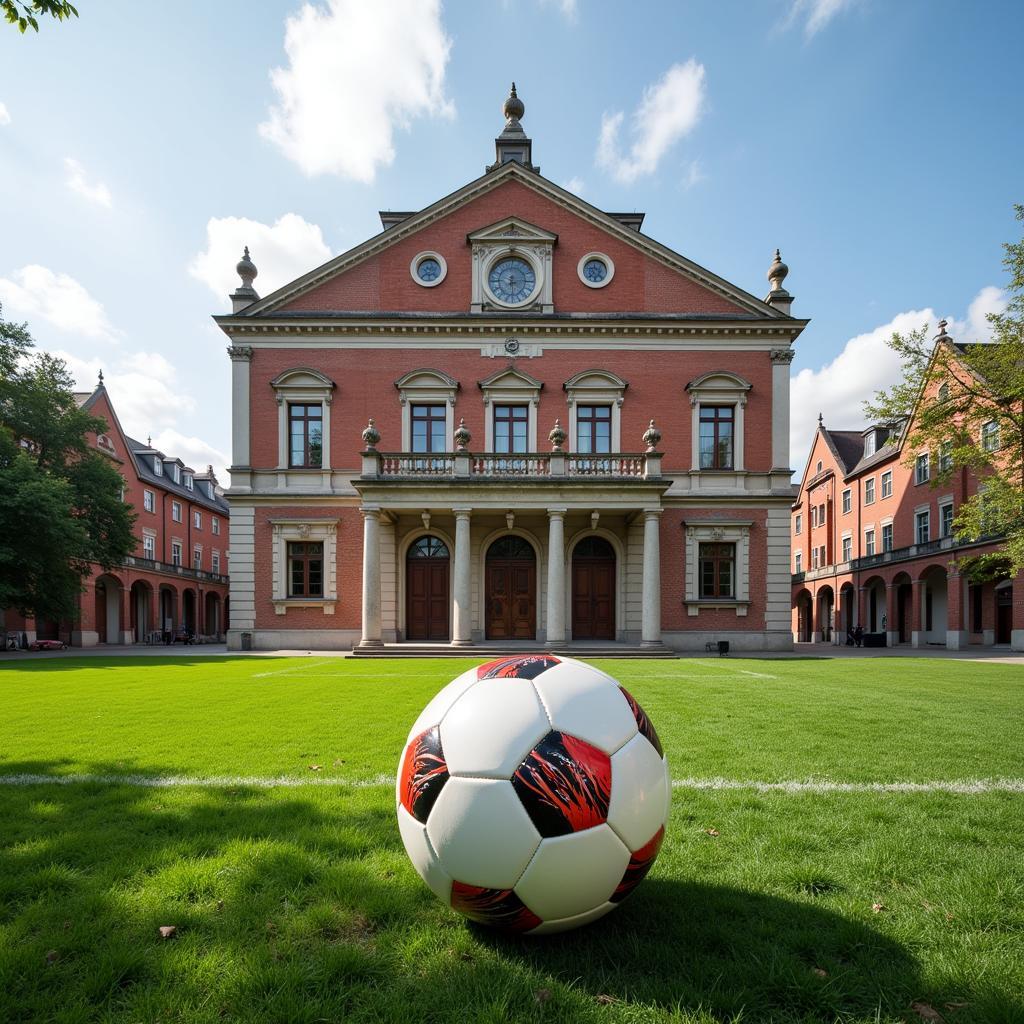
(217, 87, 805, 652)
(791, 325, 1023, 650)
(2, 379, 230, 647)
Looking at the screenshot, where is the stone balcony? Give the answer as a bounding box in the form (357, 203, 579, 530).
(361, 450, 662, 481)
(122, 554, 229, 586)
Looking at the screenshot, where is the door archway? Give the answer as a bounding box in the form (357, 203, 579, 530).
(485, 536, 536, 640)
(406, 535, 450, 641)
(572, 536, 616, 640)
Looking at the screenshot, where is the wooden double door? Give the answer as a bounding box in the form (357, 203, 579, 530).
(572, 536, 616, 640)
(486, 536, 536, 640)
(406, 535, 450, 641)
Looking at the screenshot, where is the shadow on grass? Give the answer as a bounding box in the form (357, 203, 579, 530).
(0, 762, 1011, 1024)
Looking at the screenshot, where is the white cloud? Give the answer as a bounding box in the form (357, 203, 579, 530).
(64, 157, 112, 208)
(681, 159, 705, 190)
(188, 213, 332, 303)
(259, 0, 454, 182)
(596, 60, 706, 184)
(789, 286, 1007, 471)
(539, 0, 578, 19)
(0, 265, 117, 339)
(786, 0, 860, 38)
(0, 102, 10, 126)
(562, 176, 585, 196)
(150, 429, 230, 487)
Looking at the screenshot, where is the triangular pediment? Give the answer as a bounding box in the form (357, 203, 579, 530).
(467, 217, 557, 245)
(478, 366, 544, 390)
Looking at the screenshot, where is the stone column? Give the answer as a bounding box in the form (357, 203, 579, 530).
(641, 509, 663, 647)
(452, 508, 473, 646)
(359, 508, 382, 647)
(910, 580, 924, 648)
(856, 586, 867, 630)
(546, 509, 567, 646)
(1012, 575, 1024, 652)
(770, 348, 795, 473)
(885, 583, 899, 648)
(227, 346, 253, 489)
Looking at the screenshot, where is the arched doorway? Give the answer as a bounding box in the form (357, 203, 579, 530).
(205, 592, 221, 638)
(816, 586, 834, 643)
(406, 535, 450, 641)
(182, 589, 197, 637)
(159, 586, 178, 639)
(839, 583, 856, 640)
(919, 566, 948, 644)
(572, 536, 615, 640)
(130, 581, 152, 643)
(995, 582, 1012, 644)
(795, 589, 813, 642)
(94, 574, 123, 644)
(485, 536, 536, 640)
(864, 576, 887, 634)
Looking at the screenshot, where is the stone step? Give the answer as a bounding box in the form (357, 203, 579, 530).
(350, 644, 677, 659)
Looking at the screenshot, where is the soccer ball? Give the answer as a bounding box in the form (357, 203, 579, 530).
(396, 654, 670, 935)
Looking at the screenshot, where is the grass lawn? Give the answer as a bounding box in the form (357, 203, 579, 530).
(0, 655, 1022, 1023)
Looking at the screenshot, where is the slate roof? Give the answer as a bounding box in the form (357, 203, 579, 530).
(125, 435, 229, 515)
(822, 430, 865, 475)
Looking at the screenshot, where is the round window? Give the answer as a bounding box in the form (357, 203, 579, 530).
(417, 258, 442, 282)
(582, 258, 607, 283)
(410, 251, 447, 287)
(577, 252, 615, 288)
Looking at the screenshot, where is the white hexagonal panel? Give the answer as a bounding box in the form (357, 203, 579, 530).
(426, 777, 541, 890)
(397, 803, 453, 901)
(440, 677, 550, 778)
(527, 901, 616, 936)
(514, 825, 629, 922)
(406, 666, 481, 743)
(532, 665, 637, 755)
(607, 733, 670, 851)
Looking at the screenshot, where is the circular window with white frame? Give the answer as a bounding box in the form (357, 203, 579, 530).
(577, 252, 615, 288)
(410, 251, 448, 287)
(484, 250, 542, 308)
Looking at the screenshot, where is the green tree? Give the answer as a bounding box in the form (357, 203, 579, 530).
(2, 1, 77, 32)
(0, 305, 135, 625)
(865, 206, 1024, 580)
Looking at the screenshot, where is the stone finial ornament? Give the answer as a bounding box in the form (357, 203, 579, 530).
(361, 418, 381, 450)
(503, 82, 525, 125)
(818, 412, 824, 426)
(453, 417, 471, 452)
(767, 249, 789, 292)
(935, 318, 951, 340)
(549, 418, 567, 451)
(642, 419, 662, 452)
(236, 246, 258, 289)
(97, 369, 104, 386)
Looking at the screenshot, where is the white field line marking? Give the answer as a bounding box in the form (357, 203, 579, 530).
(1, 774, 1023, 794)
(697, 661, 778, 679)
(252, 659, 336, 679)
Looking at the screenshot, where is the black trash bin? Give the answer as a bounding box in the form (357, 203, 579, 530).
(241, 632, 253, 651)
(717, 640, 730, 657)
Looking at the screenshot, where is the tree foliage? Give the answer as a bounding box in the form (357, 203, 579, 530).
(865, 206, 1024, 580)
(0, 305, 135, 624)
(2, 0, 77, 32)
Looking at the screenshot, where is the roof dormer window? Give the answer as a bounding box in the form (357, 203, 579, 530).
(153, 458, 163, 476)
(171, 464, 180, 484)
(184, 474, 193, 490)
(863, 431, 876, 457)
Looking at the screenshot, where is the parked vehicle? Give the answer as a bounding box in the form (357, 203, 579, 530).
(28, 639, 68, 651)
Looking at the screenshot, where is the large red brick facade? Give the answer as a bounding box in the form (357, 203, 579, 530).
(218, 93, 803, 652)
(2, 384, 230, 648)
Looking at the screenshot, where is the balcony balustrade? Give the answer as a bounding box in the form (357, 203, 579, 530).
(122, 554, 229, 585)
(364, 450, 661, 481)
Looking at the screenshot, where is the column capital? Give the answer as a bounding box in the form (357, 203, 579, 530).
(359, 506, 381, 520)
(547, 508, 568, 519)
(642, 507, 664, 520)
(226, 345, 253, 362)
(452, 507, 473, 519)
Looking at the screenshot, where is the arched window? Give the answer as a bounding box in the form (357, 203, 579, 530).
(408, 535, 450, 559)
(486, 536, 534, 561)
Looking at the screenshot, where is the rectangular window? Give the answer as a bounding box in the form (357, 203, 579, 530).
(143, 534, 155, 560)
(289, 403, 323, 468)
(143, 489, 155, 513)
(863, 431, 876, 457)
(881, 471, 892, 498)
(698, 405, 734, 469)
(864, 478, 875, 504)
(794, 551, 802, 573)
(812, 547, 819, 569)
(212, 516, 220, 535)
(915, 453, 930, 484)
(794, 513, 802, 535)
(916, 510, 930, 545)
(494, 404, 529, 454)
(981, 420, 1000, 452)
(939, 440, 953, 473)
(184, 474, 193, 491)
(864, 529, 875, 556)
(172, 501, 182, 523)
(212, 550, 220, 573)
(153, 458, 163, 476)
(171, 541, 182, 567)
(810, 505, 818, 528)
(193, 547, 202, 570)
(575, 405, 612, 455)
(842, 536, 852, 562)
(818, 503, 825, 523)
(819, 544, 827, 567)
(699, 543, 734, 598)
(411, 403, 446, 454)
(842, 489, 851, 514)
(288, 541, 324, 598)
(193, 510, 202, 529)
(882, 523, 893, 552)
(940, 503, 954, 538)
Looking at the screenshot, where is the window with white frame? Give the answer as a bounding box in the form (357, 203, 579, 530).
(818, 503, 825, 523)
(564, 369, 626, 456)
(683, 520, 751, 614)
(981, 420, 1000, 452)
(915, 510, 930, 544)
(795, 513, 802, 535)
(915, 453, 930, 484)
(142, 532, 156, 560)
(270, 518, 339, 614)
(193, 546, 202, 570)
(212, 550, 221, 573)
(881, 471, 892, 498)
(939, 440, 953, 473)
(841, 535, 852, 562)
(395, 368, 458, 453)
(171, 541, 182, 566)
(863, 431, 876, 457)
(172, 501, 182, 523)
(940, 502, 954, 538)
(812, 546, 819, 569)
(171, 464, 180, 484)
(212, 516, 220, 535)
(153, 458, 162, 476)
(193, 510, 202, 529)
(794, 551, 802, 573)
(864, 477, 875, 504)
(685, 372, 751, 472)
(864, 528, 875, 556)
(818, 544, 826, 567)
(811, 505, 818, 528)
(184, 474, 193, 491)
(143, 489, 155, 513)
(842, 489, 851, 514)
(270, 367, 336, 471)
(881, 523, 893, 552)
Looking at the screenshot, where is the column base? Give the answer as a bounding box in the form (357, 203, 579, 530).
(945, 630, 968, 650)
(358, 638, 384, 648)
(449, 640, 474, 648)
(640, 639, 663, 648)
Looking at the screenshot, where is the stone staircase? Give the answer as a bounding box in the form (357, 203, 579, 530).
(350, 641, 677, 659)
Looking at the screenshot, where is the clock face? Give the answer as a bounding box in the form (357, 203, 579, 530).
(488, 257, 536, 304)
(583, 258, 607, 283)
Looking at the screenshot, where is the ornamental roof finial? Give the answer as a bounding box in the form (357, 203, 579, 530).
(97, 369, 104, 386)
(818, 411, 823, 426)
(503, 82, 525, 125)
(935, 318, 951, 341)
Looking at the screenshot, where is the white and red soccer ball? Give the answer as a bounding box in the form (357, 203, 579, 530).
(396, 654, 669, 935)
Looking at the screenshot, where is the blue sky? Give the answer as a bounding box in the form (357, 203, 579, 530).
(1, 0, 1022, 480)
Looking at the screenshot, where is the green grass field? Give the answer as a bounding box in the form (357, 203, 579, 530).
(1, 655, 1022, 1024)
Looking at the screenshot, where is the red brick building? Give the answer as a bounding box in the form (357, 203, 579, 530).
(2, 380, 230, 647)
(217, 88, 804, 652)
(791, 326, 1023, 650)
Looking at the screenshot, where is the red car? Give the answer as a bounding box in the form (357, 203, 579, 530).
(28, 639, 68, 651)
